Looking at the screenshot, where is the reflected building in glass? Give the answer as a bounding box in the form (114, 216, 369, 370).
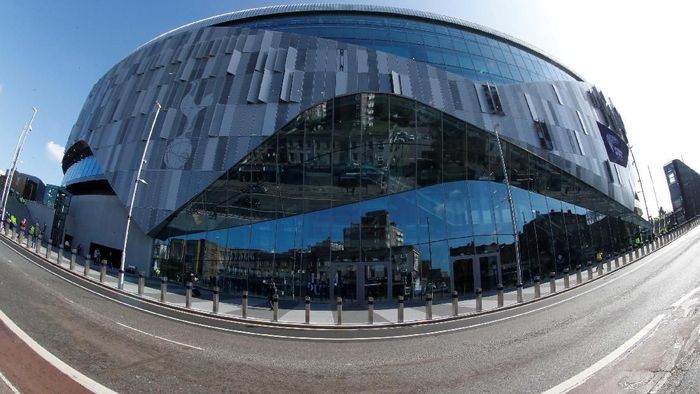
(62, 4, 649, 304)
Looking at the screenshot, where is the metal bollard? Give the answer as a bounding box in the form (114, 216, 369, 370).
(57, 246, 63, 265)
(70, 249, 76, 271)
(627, 251, 633, 264)
(212, 286, 219, 314)
(587, 263, 593, 280)
(517, 282, 523, 303)
(160, 277, 167, 302)
(606, 260, 612, 272)
(534, 276, 541, 298)
(45, 242, 51, 259)
(336, 297, 342, 325)
(615, 257, 620, 268)
(118, 269, 124, 289)
(84, 257, 91, 276)
(367, 296, 374, 324)
(549, 272, 556, 294)
(497, 284, 504, 308)
(273, 294, 279, 322)
(635, 249, 640, 260)
(242, 290, 248, 318)
(241, 290, 248, 319)
(272, 294, 280, 321)
(26, 234, 30, 249)
(475, 288, 483, 312)
(99, 260, 107, 283)
(34, 238, 40, 254)
(304, 296, 311, 324)
(425, 293, 433, 320)
(185, 282, 192, 309)
(138, 272, 145, 296)
(563, 268, 570, 289)
(597, 263, 603, 276)
(452, 291, 459, 316)
(398, 295, 405, 323)
(576, 265, 582, 284)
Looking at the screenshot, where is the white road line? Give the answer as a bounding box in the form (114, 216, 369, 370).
(542, 314, 666, 394)
(671, 286, 700, 309)
(0, 371, 20, 394)
(115, 322, 203, 350)
(0, 309, 116, 394)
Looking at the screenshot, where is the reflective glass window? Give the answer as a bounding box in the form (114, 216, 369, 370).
(303, 100, 333, 211)
(416, 105, 442, 187)
(388, 95, 416, 193)
(332, 95, 363, 204)
(444, 181, 473, 239)
(233, 13, 576, 83)
(155, 92, 646, 304)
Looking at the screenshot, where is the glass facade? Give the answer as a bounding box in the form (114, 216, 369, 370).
(228, 13, 577, 84)
(62, 155, 104, 186)
(154, 93, 640, 304)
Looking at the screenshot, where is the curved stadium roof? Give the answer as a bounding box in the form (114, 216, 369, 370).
(139, 3, 584, 82)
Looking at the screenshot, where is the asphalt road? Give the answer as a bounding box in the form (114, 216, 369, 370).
(0, 226, 699, 393)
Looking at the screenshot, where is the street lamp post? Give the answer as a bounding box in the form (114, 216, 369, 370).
(118, 102, 162, 289)
(493, 124, 523, 292)
(629, 147, 652, 229)
(1, 108, 38, 225)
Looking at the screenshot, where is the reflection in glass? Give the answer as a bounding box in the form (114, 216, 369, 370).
(154, 92, 647, 304)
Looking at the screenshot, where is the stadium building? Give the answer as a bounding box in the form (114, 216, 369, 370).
(62, 4, 648, 304)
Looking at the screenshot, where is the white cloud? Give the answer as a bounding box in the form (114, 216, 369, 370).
(0, 84, 3, 95)
(46, 141, 64, 162)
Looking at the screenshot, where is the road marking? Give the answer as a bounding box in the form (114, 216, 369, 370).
(0, 371, 20, 394)
(115, 322, 203, 350)
(0, 231, 696, 342)
(671, 286, 700, 309)
(0, 308, 116, 393)
(542, 314, 666, 394)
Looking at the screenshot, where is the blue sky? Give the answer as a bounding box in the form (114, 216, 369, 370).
(1, 0, 698, 214)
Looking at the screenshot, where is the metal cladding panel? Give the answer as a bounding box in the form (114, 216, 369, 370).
(66, 26, 634, 235)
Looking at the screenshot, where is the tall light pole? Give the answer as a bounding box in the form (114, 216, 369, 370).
(1, 108, 38, 226)
(647, 165, 660, 218)
(118, 102, 161, 289)
(493, 124, 523, 301)
(629, 147, 651, 226)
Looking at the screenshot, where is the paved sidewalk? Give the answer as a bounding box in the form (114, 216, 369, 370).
(0, 224, 689, 327)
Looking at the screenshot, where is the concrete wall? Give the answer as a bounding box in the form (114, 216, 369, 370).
(64, 194, 152, 273)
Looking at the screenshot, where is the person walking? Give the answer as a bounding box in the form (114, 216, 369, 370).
(19, 218, 27, 241)
(267, 282, 277, 310)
